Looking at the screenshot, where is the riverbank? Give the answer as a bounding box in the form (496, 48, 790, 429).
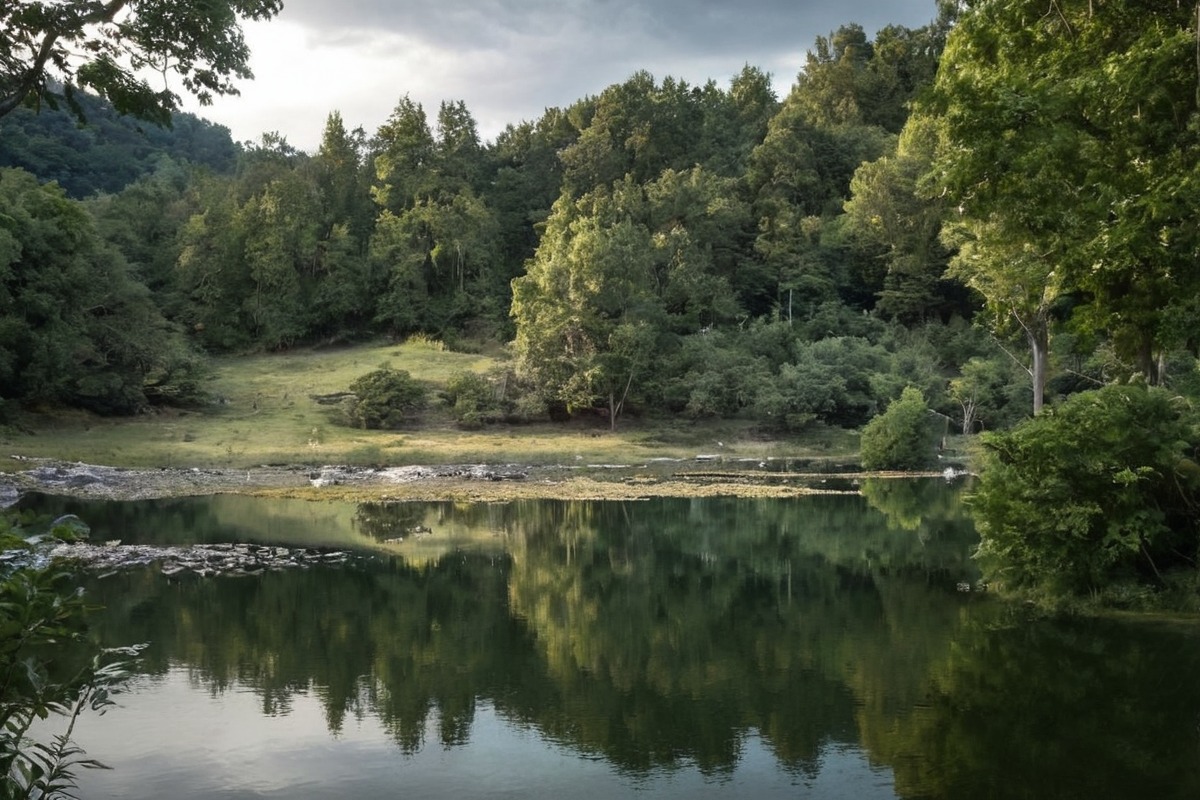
(0, 456, 956, 505)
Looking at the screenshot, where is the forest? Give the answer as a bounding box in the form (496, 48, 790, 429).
(2, 0, 1200, 598)
(3, 6, 998, 425)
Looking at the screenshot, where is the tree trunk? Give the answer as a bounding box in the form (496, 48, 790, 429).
(608, 372, 635, 432)
(960, 398, 977, 435)
(1028, 322, 1049, 415)
(1134, 334, 1163, 386)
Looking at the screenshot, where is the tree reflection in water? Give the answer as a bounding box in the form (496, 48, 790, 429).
(59, 488, 1200, 797)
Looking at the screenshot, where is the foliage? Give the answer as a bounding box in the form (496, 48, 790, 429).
(0, 560, 144, 800)
(753, 336, 891, 432)
(343, 368, 426, 430)
(0, 0, 282, 124)
(971, 384, 1200, 598)
(926, 0, 1200, 386)
(664, 331, 772, 419)
(443, 370, 506, 429)
(859, 387, 936, 470)
(511, 179, 664, 426)
(843, 114, 965, 323)
(1, 13, 981, 441)
(0, 94, 236, 199)
(0, 167, 201, 413)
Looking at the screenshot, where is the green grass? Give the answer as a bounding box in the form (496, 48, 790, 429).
(0, 340, 858, 471)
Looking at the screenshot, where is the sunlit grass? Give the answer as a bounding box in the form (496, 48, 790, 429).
(0, 340, 858, 471)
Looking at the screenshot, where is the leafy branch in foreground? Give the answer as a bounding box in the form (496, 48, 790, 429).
(0, 565, 145, 800)
(0, 0, 283, 123)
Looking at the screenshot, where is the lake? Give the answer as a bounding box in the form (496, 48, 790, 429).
(17, 479, 1200, 799)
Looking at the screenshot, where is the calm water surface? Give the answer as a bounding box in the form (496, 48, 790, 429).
(18, 479, 1200, 799)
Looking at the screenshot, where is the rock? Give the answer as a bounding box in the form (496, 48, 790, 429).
(47, 541, 358, 577)
(309, 392, 357, 405)
(0, 484, 19, 509)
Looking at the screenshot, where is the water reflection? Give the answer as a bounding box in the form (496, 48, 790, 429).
(18, 483, 1200, 798)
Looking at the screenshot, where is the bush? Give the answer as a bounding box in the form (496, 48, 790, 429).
(859, 387, 936, 470)
(343, 369, 426, 429)
(444, 370, 504, 429)
(971, 384, 1200, 598)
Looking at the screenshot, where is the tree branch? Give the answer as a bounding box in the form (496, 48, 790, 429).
(0, 0, 132, 117)
(992, 332, 1033, 379)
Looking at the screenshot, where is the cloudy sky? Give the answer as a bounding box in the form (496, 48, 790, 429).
(180, 0, 941, 152)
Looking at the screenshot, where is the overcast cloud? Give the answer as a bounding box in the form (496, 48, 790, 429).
(180, 0, 940, 152)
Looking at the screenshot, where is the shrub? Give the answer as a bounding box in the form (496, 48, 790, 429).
(344, 369, 426, 429)
(971, 384, 1200, 597)
(859, 387, 936, 470)
(444, 370, 504, 429)
(0, 519, 144, 800)
(403, 333, 445, 351)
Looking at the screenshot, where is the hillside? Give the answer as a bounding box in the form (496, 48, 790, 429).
(0, 89, 238, 197)
(0, 340, 859, 472)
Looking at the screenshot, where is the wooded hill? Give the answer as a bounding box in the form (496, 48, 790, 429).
(0, 88, 238, 198)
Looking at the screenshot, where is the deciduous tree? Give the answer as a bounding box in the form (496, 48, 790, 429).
(926, 0, 1200, 386)
(0, 0, 282, 123)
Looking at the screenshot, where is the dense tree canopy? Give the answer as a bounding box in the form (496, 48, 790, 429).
(926, 0, 1200, 389)
(4, 3, 1199, 607)
(0, 90, 237, 198)
(0, 167, 200, 412)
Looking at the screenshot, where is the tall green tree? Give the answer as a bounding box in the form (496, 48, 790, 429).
(309, 112, 376, 338)
(175, 171, 252, 350)
(844, 115, 959, 323)
(369, 97, 501, 335)
(237, 170, 316, 349)
(696, 65, 779, 176)
(435, 100, 485, 191)
(944, 220, 1058, 415)
(511, 180, 662, 425)
(789, 14, 954, 135)
(926, 0, 1200, 386)
(485, 109, 577, 330)
(371, 95, 436, 213)
(559, 71, 720, 196)
(313, 111, 372, 244)
(0, 167, 194, 411)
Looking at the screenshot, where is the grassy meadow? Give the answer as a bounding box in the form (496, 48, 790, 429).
(1, 339, 858, 471)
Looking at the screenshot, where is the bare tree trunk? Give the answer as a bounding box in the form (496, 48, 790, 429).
(1028, 323, 1049, 415)
(960, 398, 977, 435)
(608, 373, 635, 431)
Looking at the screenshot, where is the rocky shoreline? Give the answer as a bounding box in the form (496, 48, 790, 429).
(0, 458, 533, 506)
(1, 457, 959, 576)
(1, 455, 936, 508)
(46, 541, 355, 577)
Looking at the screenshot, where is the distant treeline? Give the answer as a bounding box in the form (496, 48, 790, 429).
(0, 88, 238, 197)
